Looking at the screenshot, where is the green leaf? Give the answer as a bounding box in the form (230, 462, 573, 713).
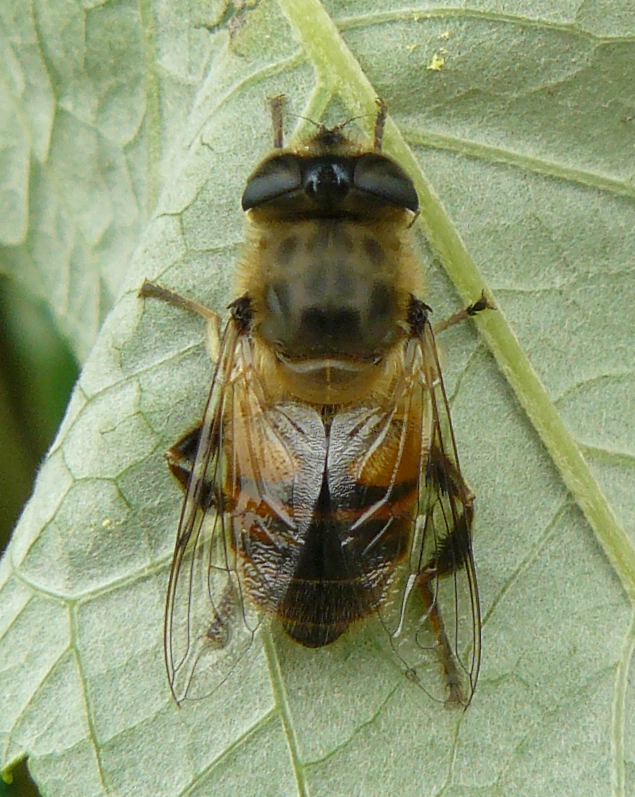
(2, 1, 634, 796)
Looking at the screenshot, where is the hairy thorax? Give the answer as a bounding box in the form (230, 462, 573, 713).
(237, 213, 422, 404)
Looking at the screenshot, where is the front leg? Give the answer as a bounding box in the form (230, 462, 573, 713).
(433, 291, 494, 336)
(139, 280, 222, 360)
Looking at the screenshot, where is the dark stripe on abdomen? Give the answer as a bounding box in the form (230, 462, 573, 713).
(276, 472, 413, 647)
(228, 456, 418, 646)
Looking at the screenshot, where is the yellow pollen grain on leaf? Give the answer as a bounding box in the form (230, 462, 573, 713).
(427, 52, 446, 71)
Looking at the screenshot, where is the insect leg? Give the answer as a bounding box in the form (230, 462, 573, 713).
(139, 280, 222, 360)
(433, 290, 494, 336)
(418, 575, 465, 706)
(166, 424, 228, 513)
(420, 441, 477, 705)
(166, 425, 203, 492)
(269, 94, 286, 149)
(373, 98, 388, 152)
(140, 280, 219, 321)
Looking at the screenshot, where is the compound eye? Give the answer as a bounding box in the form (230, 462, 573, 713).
(353, 154, 419, 212)
(241, 155, 302, 210)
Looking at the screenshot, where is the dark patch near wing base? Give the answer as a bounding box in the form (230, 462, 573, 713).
(407, 296, 432, 335)
(228, 295, 254, 332)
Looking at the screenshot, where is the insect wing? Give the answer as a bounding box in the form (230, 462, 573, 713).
(225, 360, 327, 623)
(164, 320, 258, 704)
(409, 319, 481, 704)
(328, 321, 481, 705)
(165, 323, 328, 702)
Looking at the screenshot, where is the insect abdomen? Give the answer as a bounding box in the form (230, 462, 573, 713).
(235, 454, 418, 647)
(278, 521, 412, 647)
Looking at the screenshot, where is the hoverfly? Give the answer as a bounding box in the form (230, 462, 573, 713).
(141, 97, 489, 706)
